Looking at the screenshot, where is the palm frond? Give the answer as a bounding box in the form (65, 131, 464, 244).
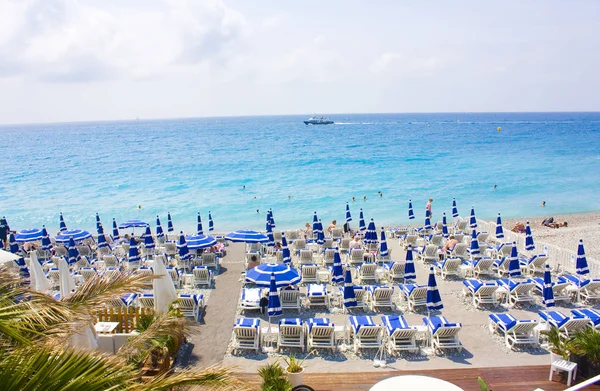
(140, 365, 252, 391)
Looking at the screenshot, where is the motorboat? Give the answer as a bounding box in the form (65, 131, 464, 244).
(303, 116, 334, 125)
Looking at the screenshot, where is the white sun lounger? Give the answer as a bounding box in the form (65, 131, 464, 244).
(240, 288, 263, 311)
(278, 318, 305, 352)
(349, 316, 382, 353)
(433, 258, 462, 279)
(539, 310, 590, 338)
(519, 254, 548, 276)
(401, 284, 428, 311)
(498, 279, 535, 307)
(307, 284, 329, 308)
(489, 313, 538, 349)
(528, 277, 571, 303)
(423, 316, 463, 353)
(356, 263, 378, 284)
(558, 275, 600, 303)
(178, 293, 203, 320)
(382, 315, 418, 354)
(306, 318, 336, 351)
(366, 286, 394, 311)
(384, 261, 405, 282)
(232, 318, 261, 353)
(418, 244, 439, 263)
(280, 288, 301, 312)
(462, 279, 499, 308)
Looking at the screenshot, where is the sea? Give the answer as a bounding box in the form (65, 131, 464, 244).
(1, 112, 599, 235)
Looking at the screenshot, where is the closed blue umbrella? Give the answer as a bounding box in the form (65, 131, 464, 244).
(469, 229, 480, 256)
(426, 266, 443, 311)
(442, 213, 449, 238)
(225, 230, 269, 243)
(424, 215, 432, 231)
(55, 229, 92, 243)
(469, 206, 477, 229)
(281, 232, 291, 264)
(128, 236, 140, 263)
(331, 250, 344, 284)
(379, 228, 388, 257)
(186, 234, 217, 250)
(408, 200, 415, 220)
(95, 213, 102, 232)
(404, 244, 416, 281)
(452, 198, 459, 218)
(576, 239, 589, 275)
(144, 226, 155, 250)
(41, 226, 52, 252)
(167, 212, 174, 232)
(316, 220, 325, 245)
(97, 230, 109, 249)
(343, 269, 357, 308)
(96, 222, 104, 236)
(15, 228, 43, 242)
(359, 209, 366, 231)
(495, 213, 504, 239)
(196, 213, 204, 235)
(156, 216, 164, 239)
(508, 242, 521, 278)
(543, 264, 555, 308)
(208, 211, 214, 232)
(112, 218, 120, 241)
(177, 232, 191, 261)
(525, 221, 535, 251)
(118, 219, 149, 229)
(9, 233, 19, 254)
(268, 273, 282, 317)
(59, 213, 67, 232)
(245, 263, 301, 287)
(266, 219, 274, 247)
(268, 209, 276, 228)
(67, 237, 79, 265)
(365, 219, 377, 245)
(345, 202, 352, 223)
(312, 212, 320, 238)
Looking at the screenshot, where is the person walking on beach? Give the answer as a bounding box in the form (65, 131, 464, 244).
(426, 198, 433, 218)
(0, 217, 9, 248)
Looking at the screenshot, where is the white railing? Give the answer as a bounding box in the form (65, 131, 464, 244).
(564, 373, 600, 390)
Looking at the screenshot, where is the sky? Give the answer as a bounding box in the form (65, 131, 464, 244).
(0, 0, 599, 124)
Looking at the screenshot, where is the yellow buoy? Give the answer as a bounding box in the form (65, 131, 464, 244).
(497, 127, 501, 131)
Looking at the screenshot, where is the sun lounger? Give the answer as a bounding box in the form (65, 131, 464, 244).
(356, 263, 377, 284)
(493, 257, 514, 277)
(519, 254, 548, 276)
(232, 318, 260, 353)
(423, 316, 463, 353)
(306, 318, 335, 351)
(298, 249, 314, 266)
(400, 234, 418, 250)
(418, 244, 439, 263)
(349, 315, 382, 353)
(382, 315, 418, 354)
(488, 313, 538, 349)
(433, 258, 462, 279)
(366, 286, 394, 310)
(400, 284, 427, 311)
(463, 257, 495, 278)
(497, 279, 535, 307)
(280, 288, 301, 312)
(106, 293, 138, 309)
(339, 238, 351, 254)
(201, 252, 220, 272)
(103, 267, 122, 280)
(166, 268, 181, 289)
(278, 318, 305, 352)
(539, 310, 590, 338)
(571, 309, 600, 329)
(429, 234, 444, 247)
(293, 239, 307, 254)
(240, 288, 263, 311)
(307, 284, 329, 308)
(528, 277, 571, 303)
(322, 249, 336, 267)
(178, 293, 203, 320)
(138, 293, 155, 310)
(192, 266, 213, 288)
(384, 261, 405, 282)
(301, 264, 319, 284)
(347, 248, 365, 266)
(462, 279, 498, 307)
(448, 242, 468, 260)
(80, 267, 97, 282)
(133, 267, 154, 287)
(353, 286, 368, 310)
(558, 275, 600, 303)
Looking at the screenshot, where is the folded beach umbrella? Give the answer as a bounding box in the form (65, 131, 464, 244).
(576, 239, 589, 275)
(359, 209, 367, 231)
(144, 226, 155, 250)
(508, 242, 521, 278)
(55, 229, 92, 243)
(442, 213, 449, 238)
(525, 221, 535, 251)
(452, 198, 459, 218)
(128, 236, 140, 263)
(97, 228, 109, 249)
(167, 212, 174, 233)
(268, 273, 282, 317)
(469, 229, 480, 256)
(58, 256, 76, 299)
(153, 252, 177, 314)
(426, 266, 443, 311)
(281, 232, 291, 264)
(266, 219, 274, 247)
(15, 228, 43, 243)
(316, 220, 325, 245)
(495, 213, 504, 239)
(331, 250, 344, 284)
(343, 269, 357, 308)
(41, 226, 53, 253)
(245, 263, 301, 287)
(196, 213, 204, 235)
(312, 212, 320, 238)
(268, 209, 276, 229)
(345, 202, 352, 223)
(9, 233, 19, 254)
(67, 237, 79, 265)
(225, 229, 269, 243)
(59, 213, 67, 232)
(404, 244, 416, 281)
(365, 219, 377, 245)
(95, 213, 102, 232)
(177, 232, 191, 261)
(379, 228, 389, 258)
(408, 200, 415, 220)
(543, 264, 555, 308)
(112, 218, 120, 240)
(186, 234, 217, 250)
(28, 252, 50, 293)
(208, 211, 214, 232)
(155, 216, 164, 239)
(424, 215, 432, 231)
(469, 206, 477, 229)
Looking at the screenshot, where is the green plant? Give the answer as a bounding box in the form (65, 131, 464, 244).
(258, 362, 292, 391)
(283, 350, 313, 373)
(542, 326, 572, 359)
(572, 328, 600, 364)
(477, 376, 490, 391)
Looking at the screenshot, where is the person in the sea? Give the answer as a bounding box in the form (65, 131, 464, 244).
(327, 220, 337, 233)
(541, 201, 546, 207)
(352, 196, 355, 202)
(363, 195, 367, 201)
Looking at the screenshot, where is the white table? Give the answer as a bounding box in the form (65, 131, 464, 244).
(95, 321, 120, 334)
(370, 375, 464, 391)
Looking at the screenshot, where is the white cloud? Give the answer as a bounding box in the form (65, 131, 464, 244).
(371, 51, 441, 74)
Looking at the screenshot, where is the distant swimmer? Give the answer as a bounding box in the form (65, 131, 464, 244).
(288, 195, 291, 199)
(363, 195, 367, 201)
(256, 209, 260, 214)
(253, 196, 257, 200)
(243, 185, 245, 190)
(493, 184, 497, 189)
(541, 201, 546, 207)
(352, 197, 355, 202)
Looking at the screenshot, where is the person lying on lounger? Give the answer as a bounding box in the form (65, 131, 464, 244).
(511, 222, 525, 233)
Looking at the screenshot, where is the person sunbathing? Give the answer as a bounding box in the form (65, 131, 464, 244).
(511, 222, 525, 233)
(549, 221, 568, 229)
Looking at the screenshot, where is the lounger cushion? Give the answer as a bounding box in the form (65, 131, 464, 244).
(539, 310, 585, 328)
(235, 318, 259, 328)
(489, 313, 518, 331)
(306, 317, 333, 331)
(423, 316, 461, 334)
(307, 284, 327, 296)
(498, 279, 519, 291)
(463, 279, 497, 293)
(401, 284, 425, 296)
(122, 293, 138, 306)
(349, 315, 375, 333)
(241, 288, 261, 306)
(572, 309, 600, 326)
(382, 315, 410, 333)
(366, 286, 393, 294)
(280, 318, 303, 326)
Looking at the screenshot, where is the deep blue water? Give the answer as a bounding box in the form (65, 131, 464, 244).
(1, 112, 599, 234)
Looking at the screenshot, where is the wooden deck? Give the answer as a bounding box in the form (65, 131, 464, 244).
(239, 365, 600, 390)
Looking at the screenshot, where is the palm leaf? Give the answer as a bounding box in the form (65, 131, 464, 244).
(141, 365, 252, 391)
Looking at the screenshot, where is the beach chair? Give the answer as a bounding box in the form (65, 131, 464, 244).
(494, 243, 513, 260)
(347, 248, 364, 266)
(539, 310, 590, 338)
(382, 315, 418, 354)
(400, 234, 418, 249)
(367, 286, 394, 311)
(477, 232, 489, 248)
(278, 318, 305, 352)
(134, 267, 154, 287)
(239, 288, 263, 311)
(322, 248, 336, 267)
(429, 234, 443, 247)
(520, 254, 548, 276)
(498, 279, 535, 307)
(571, 309, 600, 329)
(298, 249, 313, 266)
(558, 275, 600, 303)
(293, 239, 307, 255)
(454, 219, 468, 233)
(322, 239, 334, 249)
(528, 277, 570, 303)
(462, 279, 499, 308)
(201, 252, 220, 272)
(488, 313, 538, 349)
(400, 284, 428, 311)
(423, 316, 463, 353)
(493, 257, 514, 277)
(80, 267, 98, 282)
(138, 293, 155, 310)
(306, 318, 335, 351)
(384, 261, 405, 282)
(47, 268, 61, 289)
(75, 255, 91, 269)
(307, 284, 329, 308)
(339, 238, 351, 254)
(356, 263, 378, 284)
(418, 245, 439, 263)
(273, 231, 282, 243)
(287, 230, 299, 241)
(192, 266, 213, 288)
(232, 318, 261, 353)
(433, 258, 462, 280)
(103, 267, 122, 280)
(353, 286, 369, 310)
(349, 316, 382, 353)
(103, 255, 119, 269)
(178, 293, 203, 320)
(166, 268, 181, 289)
(300, 264, 318, 284)
(463, 257, 494, 279)
(55, 246, 68, 257)
(280, 289, 301, 312)
(449, 243, 468, 260)
(105, 293, 138, 309)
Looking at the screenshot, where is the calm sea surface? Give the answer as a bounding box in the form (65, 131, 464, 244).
(2, 112, 599, 234)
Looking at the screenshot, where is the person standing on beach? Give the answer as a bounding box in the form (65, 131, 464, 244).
(426, 198, 433, 218)
(0, 217, 9, 248)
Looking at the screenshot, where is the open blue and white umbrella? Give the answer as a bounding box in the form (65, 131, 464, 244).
(268, 273, 282, 317)
(112, 218, 120, 240)
(576, 239, 589, 275)
(208, 211, 214, 232)
(196, 213, 204, 235)
(55, 229, 92, 243)
(9, 233, 19, 254)
(128, 236, 140, 263)
(543, 264, 555, 308)
(59, 213, 67, 232)
(426, 266, 443, 311)
(525, 221, 535, 251)
(177, 232, 191, 261)
(331, 250, 344, 283)
(424, 215, 432, 231)
(508, 242, 521, 277)
(405, 244, 416, 281)
(245, 263, 301, 287)
(452, 198, 459, 218)
(379, 228, 389, 257)
(408, 200, 415, 220)
(343, 269, 357, 308)
(495, 213, 504, 239)
(167, 212, 174, 232)
(442, 213, 449, 238)
(365, 219, 377, 245)
(67, 237, 79, 265)
(186, 234, 217, 250)
(345, 202, 352, 223)
(15, 228, 43, 243)
(156, 216, 164, 239)
(469, 228, 480, 256)
(316, 220, 325, 245)
(281, 232, 291, 264)
(268, 209, 276, 228)
(95, 213, 102, 232)
(266, 219, 275, 247)
(41, 226, 53, 252)
(469, 206, 477, 229)
(118, 219, 149, 229)
(225, 230, 269, 243)
(358, 209, 366, 232)
(144, 226, 155, 250)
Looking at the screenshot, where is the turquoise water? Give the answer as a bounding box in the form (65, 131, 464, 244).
(2, 112, 599, 234)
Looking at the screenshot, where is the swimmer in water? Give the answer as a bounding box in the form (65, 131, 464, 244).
(256, 209, 260, 214)
(363, 195, 367, 201)
(352, 197, 355, 202)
